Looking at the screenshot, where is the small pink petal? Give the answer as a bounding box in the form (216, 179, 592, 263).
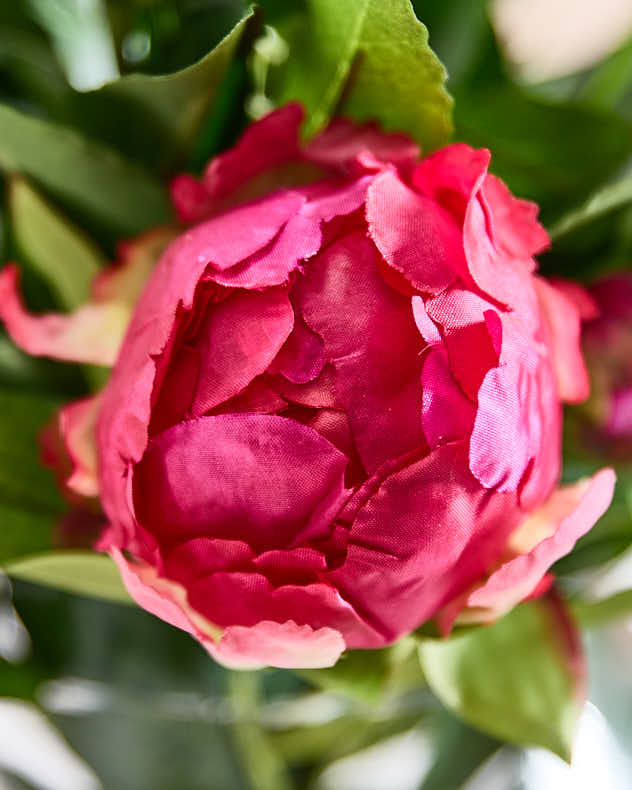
(59, 395, 102, 498)
(268, 313, 325, 384)
(421, 347, 476, 446)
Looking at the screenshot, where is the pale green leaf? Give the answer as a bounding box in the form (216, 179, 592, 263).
(9, 176, 105, 309)
(0, 103, 170, 236)
(418, 601, 583, 760)
(6, 551, 132, 604)
(573, 589, 632, 629)
(270, 0, 452, 149)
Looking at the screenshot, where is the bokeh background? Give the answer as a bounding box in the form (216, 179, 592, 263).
(2, 1, 632, 788)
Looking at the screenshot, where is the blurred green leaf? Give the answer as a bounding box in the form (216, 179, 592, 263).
(419, 712, 500, 790)
(267, 0, 453, 149)
(0, 103, 170, 237)
(550, 171, 632, 241)
(75, 5, 253, 169)
(573, 588, 632, 629)
(9, 176, 105, 309)
(6, 551, 132, 604)
(0, 388, 64, 566)
(418, 600, 583, 760)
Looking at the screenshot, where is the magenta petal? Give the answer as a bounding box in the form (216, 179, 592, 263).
(188, 288, 293, 416)
(268, 313, 325, 384)
(133, 414, 349, 551)
(367, 169, 465, 293)
(327, 442, 521, 641)
(164, 538, 254, 584)
(412, 296, 442, 344)
(468, 469, 616, 614)
(482, 173, 549, 258)
(296, 231, 423, 473)
(212, 621, 345, 669)
(421, 347, 476, 446)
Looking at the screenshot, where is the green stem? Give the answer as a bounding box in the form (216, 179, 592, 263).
(228, 671, 292, 790)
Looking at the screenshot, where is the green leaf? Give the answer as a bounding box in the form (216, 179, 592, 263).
(76, 6, 254, 169)
(0, 388, 65, 566)
(0, 103, 170, 237)
(573, 589, 632, 629)
(9, 176, 105, 309)
(420, 712, 500, 790)
(268, 0, 453, 149)
(454, 83, 632, 223)
(6, 551, 132, 604)
(418, 600, 583, 760)
(549, 173, 632, 241)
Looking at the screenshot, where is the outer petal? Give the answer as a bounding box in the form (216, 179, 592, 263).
(213, 621, 345, 670)
(421, 347, 476, 447)
(133, 414, 350, 551)
(58, 395, 102, 498)
(0, 266, 129, 366)
(467, 469, 616, 617)
(536, 277, 590, 403)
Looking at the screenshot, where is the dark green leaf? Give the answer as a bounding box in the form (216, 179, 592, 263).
(0, 103, 170, 237)
(9, 176, 105, 309)
(267, 0, 453, 149)
(550, 172, 632, 241)
(0, 388, 64, 567)
(75, 6, 254, 169)
(418, 599, 584, 760)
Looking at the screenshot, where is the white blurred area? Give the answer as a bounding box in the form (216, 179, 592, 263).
(0, 700, 101, 790)
(492, 0, 632, 81)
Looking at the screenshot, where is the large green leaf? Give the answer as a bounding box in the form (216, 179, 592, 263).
(0, 388, 65, 566)
(75, 6, 254, 169)
(267, 0, 453, 149)
(573, 589, 632, 629)
(6, 551, 132, 604)
(9, 176, 105, 309)
(418, 600, 584, 760)
(0, 103, 170, 237)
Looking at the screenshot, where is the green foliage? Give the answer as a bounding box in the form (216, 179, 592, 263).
(550, 174, 632, 241)
(419, 712, 500, 790)
(0, 388, 65, 566)
(6, 551, 132, 604)
(418, 600, 582, 760)
(573, 588, 632, 629)
(9, 176, 105, 309)
(0, 104, 170, 238)
(264, 0, 453, 149)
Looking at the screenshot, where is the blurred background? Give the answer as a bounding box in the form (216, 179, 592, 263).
(2, 0, 632, 788)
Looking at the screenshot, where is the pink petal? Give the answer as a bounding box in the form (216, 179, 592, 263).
(536, 277, 590, 403)
(468, 469, 616, 616)
(203, 104, 303, 202)
(170, 174, 214, 224)
(295, 231, 424, 473)
(367, 169, 466, 293)
(212, 620, 345, 669)
(0, 266, 129, 366)
(133, 414, 350, 552)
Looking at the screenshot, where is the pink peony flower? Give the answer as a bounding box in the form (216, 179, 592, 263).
(582, 273, 632, 451)
(0, 105, 615, 668)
